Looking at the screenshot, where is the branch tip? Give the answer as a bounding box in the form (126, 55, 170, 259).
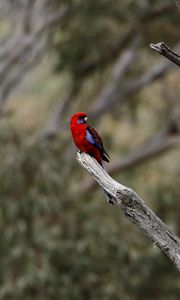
(150, 42, 180, 66)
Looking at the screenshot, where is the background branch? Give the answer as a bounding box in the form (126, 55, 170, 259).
(77, 152, 180, 272)
(38, 81, 79, 139)
(90, 50, 178, 119)
(174, 0, 180, 10)
(0, 3, 71, 113)
(89, 38, 140, 114)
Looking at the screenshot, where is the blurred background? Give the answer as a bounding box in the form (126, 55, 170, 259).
(0, 0, 180, 299)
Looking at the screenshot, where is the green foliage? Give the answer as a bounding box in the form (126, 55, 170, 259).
(54, 0, 137, 76)
(53, 0, 179, 77)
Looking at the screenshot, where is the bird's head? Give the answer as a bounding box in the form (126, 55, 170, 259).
(70, 112, 88, 125)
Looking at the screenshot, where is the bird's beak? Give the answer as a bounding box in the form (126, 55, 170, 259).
(84, 116, 88, 122)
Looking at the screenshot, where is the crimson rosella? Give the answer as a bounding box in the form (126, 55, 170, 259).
(70, 112, 114, 204)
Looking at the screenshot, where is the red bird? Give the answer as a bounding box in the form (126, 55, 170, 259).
(70, 112, 114, 204)
(70, 112, 110, 165)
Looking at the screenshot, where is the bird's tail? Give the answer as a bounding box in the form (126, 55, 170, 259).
(102, 149, 110, 163)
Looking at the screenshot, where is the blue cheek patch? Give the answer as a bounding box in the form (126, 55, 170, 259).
(77, 118, 85, 124)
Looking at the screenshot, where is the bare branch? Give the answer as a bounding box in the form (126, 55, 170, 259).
(79, 130, 180, 193)
(150, 42, 180, 66)
(77, 152, 180, 272)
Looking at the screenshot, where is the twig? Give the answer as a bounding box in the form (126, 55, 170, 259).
(150, 42, 180, 66)
(77, 152, 180, 272)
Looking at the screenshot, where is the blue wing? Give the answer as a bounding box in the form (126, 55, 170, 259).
(86, 127, 103, 151)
